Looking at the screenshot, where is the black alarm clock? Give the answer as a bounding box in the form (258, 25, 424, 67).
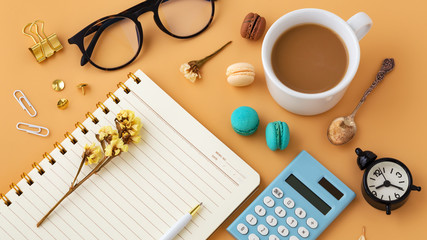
(355, 148, 421, 215)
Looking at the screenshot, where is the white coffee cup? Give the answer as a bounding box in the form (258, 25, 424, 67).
(262, 9, 372, 115)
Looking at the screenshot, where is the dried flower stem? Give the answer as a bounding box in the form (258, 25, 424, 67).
(190, 41, 232, 68)
(70, 158, 85, 187)
(37, 110, 141, 227)
(36, 155, 116, 227)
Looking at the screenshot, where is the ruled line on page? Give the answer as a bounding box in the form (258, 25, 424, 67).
(117, 94, 234, 193)
(128, 90, 240, 186)
(94, 105, 222, 210)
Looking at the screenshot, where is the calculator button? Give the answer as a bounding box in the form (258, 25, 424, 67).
(295, 207, 306, 219)
(272, 187, 284, 199)
(298, 227, 310, 238)
(255, 205, 266, 217)
(237, 223, 248, 235)
(263, 196, 275, 208)
(283, 197, 295, 209)
(290, 236, 300, 240)
(274, 206, 286, 218)
(248, 234, 260, 240)
(246, 214, 257, 226)
(266, 215, 278, 227)
(277, 225, 289, 237)
(286, 216, 298, 228)
(306, 218, 318, 229)
(269, 235, 280, 240)
(257, 224, 269, 236)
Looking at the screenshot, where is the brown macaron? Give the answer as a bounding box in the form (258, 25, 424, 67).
(240, 12, 266, 41)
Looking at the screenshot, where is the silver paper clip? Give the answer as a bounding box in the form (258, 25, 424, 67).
(13, 90, 37, 117)
(16, 122, 49, 137)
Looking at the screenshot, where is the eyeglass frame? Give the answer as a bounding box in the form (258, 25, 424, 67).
(68, 0, 215, 71)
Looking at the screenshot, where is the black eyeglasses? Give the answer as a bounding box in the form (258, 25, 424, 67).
(68, 0, 215, 71)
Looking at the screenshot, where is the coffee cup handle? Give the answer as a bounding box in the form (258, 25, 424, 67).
(347, 12, 372, 41)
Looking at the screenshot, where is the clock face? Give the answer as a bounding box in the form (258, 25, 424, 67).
(365, 160, 410, 202)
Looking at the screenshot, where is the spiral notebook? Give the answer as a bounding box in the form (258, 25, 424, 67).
(0, 70, 260, 240)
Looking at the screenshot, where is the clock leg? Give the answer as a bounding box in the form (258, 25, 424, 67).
(411, 185, 421, 191)
(386, 204, 391, 215)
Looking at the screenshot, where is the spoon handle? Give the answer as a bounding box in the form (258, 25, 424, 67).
(350, 58, 395, 117)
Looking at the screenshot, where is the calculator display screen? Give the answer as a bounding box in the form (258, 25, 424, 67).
(286, 174, 331, 215)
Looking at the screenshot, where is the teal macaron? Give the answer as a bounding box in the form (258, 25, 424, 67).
(231, 106, 259, 136)
(265, 121, 290, 151)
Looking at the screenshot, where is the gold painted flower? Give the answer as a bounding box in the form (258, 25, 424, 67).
(82, 143, 103, 165)
(116, 110, 142, 144)
(179, 41, 232, 83)
(98, 126, 118, 143)
(105, 138, 128, 157)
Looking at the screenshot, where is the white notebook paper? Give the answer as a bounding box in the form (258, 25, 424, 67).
(0, 70, 260, 240)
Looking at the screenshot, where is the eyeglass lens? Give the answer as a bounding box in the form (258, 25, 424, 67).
(159, 0, 213, 37)
(83, 17, 140, 69)
(82, 0, 213, 69)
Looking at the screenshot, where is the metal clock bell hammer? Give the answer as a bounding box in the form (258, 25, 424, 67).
(355, 148, 421, 215)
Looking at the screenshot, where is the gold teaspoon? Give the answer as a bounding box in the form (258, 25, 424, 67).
(327, 58, 395, 145)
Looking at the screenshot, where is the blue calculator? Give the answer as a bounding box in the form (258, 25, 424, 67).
(227, 151, 355, 240)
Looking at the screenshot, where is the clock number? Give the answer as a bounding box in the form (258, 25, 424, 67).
(372, 191, 377, 197)
(394, 193, 400, 199)
(396, 172, 402, 178)
(373, 169, 382, 177)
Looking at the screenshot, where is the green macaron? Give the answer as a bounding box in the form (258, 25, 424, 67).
(265, 121, 290, 151)
(231, 106, 259, 136)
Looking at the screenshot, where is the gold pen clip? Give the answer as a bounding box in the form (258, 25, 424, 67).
(23, 20, 63, 62)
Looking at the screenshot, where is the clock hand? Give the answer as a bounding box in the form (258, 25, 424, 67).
(375, 184, 385, 189)
(378, 168, 388, 181)
(389, 183, 404, 191)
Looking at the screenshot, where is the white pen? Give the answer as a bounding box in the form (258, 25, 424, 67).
(159, 202, 203, 240)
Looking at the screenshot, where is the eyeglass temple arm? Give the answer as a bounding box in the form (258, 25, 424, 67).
(80, 18, 122, 66)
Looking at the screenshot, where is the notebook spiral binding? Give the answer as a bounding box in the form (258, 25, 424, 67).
(65, 132, 78, 144)
(43, 152, 56, 164)
(107, 92, 120, 104)
(75, 122, 88, 134)
(54, 142, 67, 155)
(0, 193, 11, 206)
(21, 172, 34, 186)
(86, 112, 99, 124)
(96, 102, 110, 114)
(9, 183, 23, 196)
(32, 162, 45, 175)
(1, 72, 139, 206)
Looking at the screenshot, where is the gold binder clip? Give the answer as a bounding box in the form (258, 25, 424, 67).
(23, 20, 63, 62)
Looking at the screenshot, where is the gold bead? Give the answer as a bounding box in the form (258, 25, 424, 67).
(57, 98, 69, 110)
(52, 79, 65, 91)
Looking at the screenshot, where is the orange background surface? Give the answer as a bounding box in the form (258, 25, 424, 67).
(1, 0, 426, 239)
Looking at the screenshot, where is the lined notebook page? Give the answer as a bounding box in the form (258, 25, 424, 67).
(0, 70, 259, 240)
